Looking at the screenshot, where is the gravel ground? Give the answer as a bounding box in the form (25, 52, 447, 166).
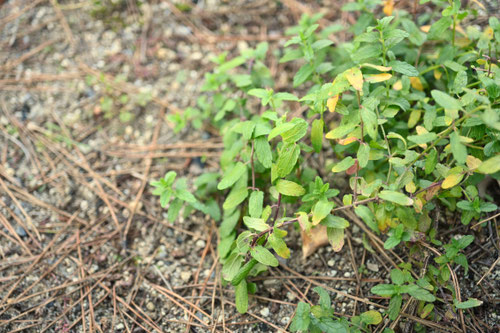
(0, 1, 498, 332)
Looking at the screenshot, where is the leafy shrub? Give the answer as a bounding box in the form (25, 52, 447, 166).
(153, 0, 499, 328)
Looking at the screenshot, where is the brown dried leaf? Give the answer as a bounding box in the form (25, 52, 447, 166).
(301, 225, 329, 259)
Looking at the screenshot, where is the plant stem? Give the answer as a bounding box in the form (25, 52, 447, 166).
(250, 140, 256, 190)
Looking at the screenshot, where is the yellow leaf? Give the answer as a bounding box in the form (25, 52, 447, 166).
(476, 59, 487, 65)
(364, 73, 392, 83)
(407, 109, 421, 128)
(327, 95, 339, 113)
(455, 37, 471, 48)
(383, 0, 394, 16)
(405, 181, 416, 193)
(421, 25, 431, 33)
(442, 173, 464, 189)
(410, 77, 424, 91)
(414, 198, 423, 213)
(416, 126, 428, 149)
(361, 63, 392, 72)
(434, 69, 442, 80)
(483, 27, 494, 40)
(338, 136, 358, 145)
(393, 80, 403, 91)
(466, 155, 482, 170)
(345, 67, 363, 91)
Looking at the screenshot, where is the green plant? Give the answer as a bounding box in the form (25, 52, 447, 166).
(152, 0, 499, 329)
(85, 74, 153, 123)
(371, 268, 436, 320)
(290, 287, 383, 333)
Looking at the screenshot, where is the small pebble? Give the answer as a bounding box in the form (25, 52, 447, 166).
(15, 226, 27, 238)
(367, 262, 379, 272)
(146, 302, 155, 311)
(195, 239, 206, 248)
(327, 259, 335, 267)
(180, 271, 191, 282)
(260, 307, 270, 317)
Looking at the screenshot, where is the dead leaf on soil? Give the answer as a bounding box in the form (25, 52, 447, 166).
(301, 225, 329, 259)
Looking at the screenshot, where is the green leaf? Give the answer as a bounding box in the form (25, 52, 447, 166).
(294, 63, 314, 87)
(232, 121, 255, 140)
(331, 156, 355, 173)
(402, 19, 426, 46)
(325, 123, 356, 139)
(456, 234, 474, 249)
(223, 187, 249, 210)
(420, 303, 434, 318)
(163, 171, 177, 186)
(351, 44, 382, 63)
(222, 253, 243, 281)
(248, 88, 269, 99)
(312, 39, 334, 50)
(218, 162, 247, 190)
(357, 143, 370, 168)
(321, 215, 349, 229)
(268, 122, 295, 141)
(175, 189, 197, 203)
(450, 131, 467, 164)
(231, 258, 258, 286)
(360, 310, 382, 325)
(327, 227, 345, 252)
(313, 286, 331, 309)
(268, 232, 290, 259)
(290, 302, 311, 332)
(274, 92, 299, 101)
(250, 245, 279, 267)
(379, 190, 413, 206)
(477, 154, 500, 174)
(159, 190, 172, 208)
(254, 136, 272, 168)
(282, 118, 308, 143)
(276, 180, 306, 196)
(361, 99, 378, 139)
(243, 216, 268, 232)
(388, 295, 403, 320)
(276, 143, 300, 178)
(454, 298, 483, 309)
(219, 210, 240, 238)
(311, 118, 324, 153)
(219, 56, 246, 72)
(235, 279, 248, 314)
(312, 199, 334, 225)
(371, 284, 397, 296)
(453, 70, 468, 93)
(425, 149, 438, 174)
(480, 202, 498, 212)
(431, 90, 462, 111)
(408, 132, 437, 144)
(389, 61, 419, 77)
(280, 49, 303, 63)
(167, 198, 183, 222)
(428, 16, 452, 40)
(249, 191, 264, 218)
(390, 269, 406, 285)
(354, 205, 378, 233)
(408, 287, 436, 302)
(384, 235, 401, 249)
